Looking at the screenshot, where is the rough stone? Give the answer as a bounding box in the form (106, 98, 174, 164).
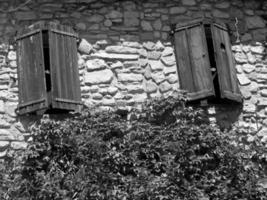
(164, 66, 177, 75)
(242, 64, 255, 73)
(241, 89, 251, 99)
(141, 21, 153, 31)
(143, 42, 155, 51)
(252, 28, 267, 41)
(144, 66, 152, 79)
(166, 74, 178, 84)
(0, 141, 9, 150)
(237, 74, 251, 86)
(8, 51, 16, 61)
(85, 69, 113, 85)
(103, 19, 112, 27)
(149, 60, 164, 71)
(145, 81, 157, 93)
(243, 103, 256, 113)
(124, 11, 139, 26)
(147, 51, 162, 60)
(251, 45, 265, 54)
(76, 23, 86, 30)
(15, 11, 37, 20)
(215, 2, 230, 9)
(241, 33, 252, 42)
(161, 55, 176, 66)
(0, 100, 4, 114)
(87, 14, 104, 23)
(152, 72, 165, 84)
(0, 119, 10, 128)
(10, 141, 27, 150)
(246, 16, 266, 29)
(153, 19, 162, 30)
(91, 52, 139, 60)
(169, 7, 186, 14)
(159, 81, 172, 93)
(182, 0, 196, 6)
(154, 41, 165, 51)
(111, 61, 123, 70)
(247, 52, 256, 64)
(126, 85, 144, 94)
(257, 128, 267, 137)
(105, 46, 139, 54)
(235, 65, 243, 73)
(118, 73, 143, 83)
(86, 59, 107, 71)
(78, 39, 93, 54)
(106, 10, 123, 19)
(260, 89, 267, 97)
(0, 149, 7, 158)
(5, 102, 16, 117)
(102, 98, 116, 106)
(92, 93, 103, 100)
(107, 87, 118, 96)
(235, 52, 247, 64)
(212, 9, 230, 18)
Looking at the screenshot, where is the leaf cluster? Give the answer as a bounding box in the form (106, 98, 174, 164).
(0, 96, 266, 200)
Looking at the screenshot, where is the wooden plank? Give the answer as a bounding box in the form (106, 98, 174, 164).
(174, 29, 195, 93)
(211, 24, 242, 102)
(49, 24, 81, 111)
(174, 24, 214, 101)
(187, 25, 214, 94)
(16, 31, 48, 114)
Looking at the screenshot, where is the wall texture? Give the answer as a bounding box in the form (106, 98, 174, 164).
(0, 0, 266, 157)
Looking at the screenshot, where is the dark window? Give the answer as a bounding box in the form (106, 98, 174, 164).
(173, 18, 242, 103)
(16, 22, 82, 115)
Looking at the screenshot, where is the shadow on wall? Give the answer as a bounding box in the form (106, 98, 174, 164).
(201, 103, 243, 130)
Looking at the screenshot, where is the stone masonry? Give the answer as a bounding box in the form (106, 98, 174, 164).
(0, 0, 266, 157)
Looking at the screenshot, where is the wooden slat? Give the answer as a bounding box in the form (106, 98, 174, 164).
(174, 29, 195, 93)
(211, 24, 242, 103)
(174, 24, 215, 101)
(49, 24, 81, 111)
(17, 31, 48, 114)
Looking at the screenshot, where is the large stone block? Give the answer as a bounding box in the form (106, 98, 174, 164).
(118, 73, 143, 83)
(145, 81, 157, 93)
(92, 52, 139, 60)
(86, 59, 107, 71)
(105, 46, 139, 54)
(124, 11, 139, 26)
(212, 9, 230, 18)
(15, 11, 37, 20)
(246, 16, 265, 29)
(169, 7, 186, 14)
(85, 69, 113, 85)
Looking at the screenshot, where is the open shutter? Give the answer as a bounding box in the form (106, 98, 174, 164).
(16, 27, 48, 114)
(211, 22, 242, 103)
(174, 20, 215, 101)
(48, 23, 81, 111)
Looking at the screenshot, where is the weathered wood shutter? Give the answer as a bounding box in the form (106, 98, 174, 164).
(174, 20, 215, 100)
(211, 22, 242, 103)
(16, 26, 48, 114)
(48, 23, 81, 111)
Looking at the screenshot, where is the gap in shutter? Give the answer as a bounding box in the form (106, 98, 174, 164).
(42, 30, 52, 93)
(204, 24, 221, 102)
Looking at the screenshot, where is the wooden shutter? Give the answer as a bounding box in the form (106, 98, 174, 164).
(48, 23, 82, 111)
(174, 21, 215, 101)
(211, 22, 242, 103)
(16, 28, 48, 114)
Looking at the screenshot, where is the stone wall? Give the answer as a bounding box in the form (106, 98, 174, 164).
(0, 0, 266, 157)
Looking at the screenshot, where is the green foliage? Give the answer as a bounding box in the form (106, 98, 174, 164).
(1, 96, 267, 200)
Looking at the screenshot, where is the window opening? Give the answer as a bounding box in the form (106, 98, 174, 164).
(204, 24, 221, 100)
(42, 30, 51, 93)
